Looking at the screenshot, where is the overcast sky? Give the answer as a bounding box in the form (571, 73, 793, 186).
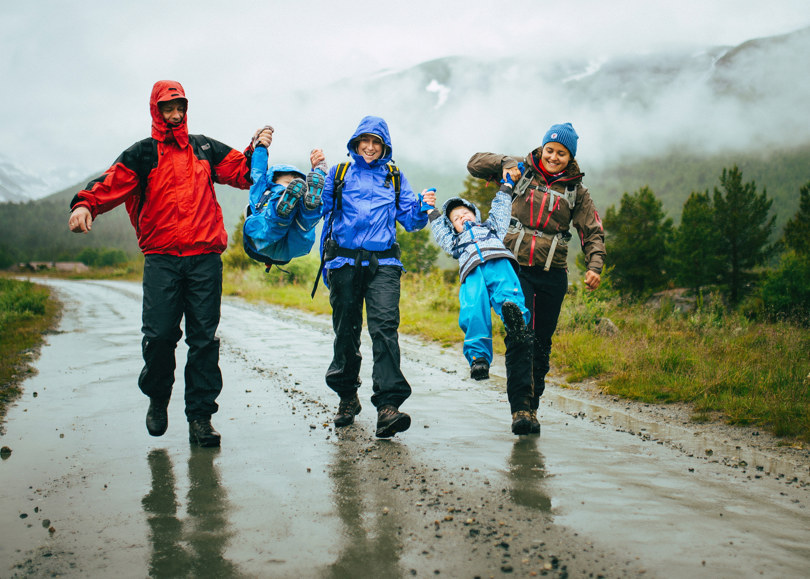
(2, 0, 809, 191)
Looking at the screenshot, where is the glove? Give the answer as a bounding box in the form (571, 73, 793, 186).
(500, 173, 514, 187)
(419, 188, 436, 212)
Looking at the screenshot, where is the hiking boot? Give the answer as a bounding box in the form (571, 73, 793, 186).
(145, 398, 169, 437)
(529, 409, 541, 434)
(189, 418, 221, 447)
(304, 171, 326, 209)
(470, 358, 490, 380)
(334, 393, 361, 427)
(511, 410, 532, 435)
(276, 178, 307, 218)
(502, 301, 531, 342)
(375, 405, 411, 438)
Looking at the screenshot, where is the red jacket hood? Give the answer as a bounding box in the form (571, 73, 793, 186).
(150, 80, 189, 148)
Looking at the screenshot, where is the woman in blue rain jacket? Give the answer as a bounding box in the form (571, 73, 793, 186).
(318, 115, 433, 439)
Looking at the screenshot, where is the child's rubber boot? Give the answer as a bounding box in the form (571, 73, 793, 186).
(470, 358, 490, 380)
(304, 171, 326, 210)
(276, 178, 307, 218)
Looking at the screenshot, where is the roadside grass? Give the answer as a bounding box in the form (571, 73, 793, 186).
(66, 258, 144, 281)
(554, 288, 810, 442)
(0, 278, 60, 426)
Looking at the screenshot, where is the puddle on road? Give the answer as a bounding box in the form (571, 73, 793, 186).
(545, 391, 810, 485)
(506, 437, 552, 512)
(142, 447, 241, 578)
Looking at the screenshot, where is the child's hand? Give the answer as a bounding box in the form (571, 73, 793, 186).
(420, 188, 436, 212)
(310, 148, 328, 174)
(500, 173, 515, 187)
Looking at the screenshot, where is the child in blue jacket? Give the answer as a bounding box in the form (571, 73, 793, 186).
(428, 177, 536, 435)
(243, 130, 328, 266)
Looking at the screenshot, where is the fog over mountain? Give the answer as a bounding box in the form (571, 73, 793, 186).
(261, 25, 810, 171)
(2, 25, 809, 203)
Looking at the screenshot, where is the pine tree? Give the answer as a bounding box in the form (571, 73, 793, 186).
(603, 186, 673, 296)
(712, 165, 775, 303)
(671, 191, 722, 293)
(782, 181, 810, 257)
(397, 224, 439, 273)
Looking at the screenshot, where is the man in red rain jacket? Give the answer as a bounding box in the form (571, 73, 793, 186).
(69, 80, 272, 447)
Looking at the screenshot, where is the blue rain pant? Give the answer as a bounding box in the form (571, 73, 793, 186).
(458, 259, 530, 366)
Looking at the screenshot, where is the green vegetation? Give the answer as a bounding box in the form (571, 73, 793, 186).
(555, 284, 810, 440)
(0, 278, 60, 425)
(603, 186, 673, 296)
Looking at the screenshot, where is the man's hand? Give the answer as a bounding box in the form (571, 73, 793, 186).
(584, 270, 601, 291)
(69, 206, 93, 233)
(253, 125, 274, 149)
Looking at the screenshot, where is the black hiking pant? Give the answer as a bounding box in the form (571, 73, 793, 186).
(518, 266, 568, 409)
(504, 324, 535, 414)
(326, 265, 411, 409)
(138, 253, 223, 421)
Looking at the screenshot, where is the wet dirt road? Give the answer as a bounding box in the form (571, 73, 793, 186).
(1, 279, 809, 578)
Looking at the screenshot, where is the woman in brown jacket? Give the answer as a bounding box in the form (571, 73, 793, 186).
(467, 123, 606, 433)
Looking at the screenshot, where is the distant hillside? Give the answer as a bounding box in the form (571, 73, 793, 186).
(0, 179, 256, 262)
(590, 143, 810, 228)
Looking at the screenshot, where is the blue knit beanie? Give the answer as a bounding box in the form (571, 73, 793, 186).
(542, 123, 578, 158)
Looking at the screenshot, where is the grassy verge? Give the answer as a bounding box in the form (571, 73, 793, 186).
(0, 278, 61, 427)
(555, 286, 810, 442)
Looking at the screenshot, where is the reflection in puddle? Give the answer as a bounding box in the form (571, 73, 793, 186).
(142, 448, 242, 577)
(507, 437, 552, 513)
(322, 439, 406, 579)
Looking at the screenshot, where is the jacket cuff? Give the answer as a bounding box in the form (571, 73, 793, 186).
(428, 208, 442, 222)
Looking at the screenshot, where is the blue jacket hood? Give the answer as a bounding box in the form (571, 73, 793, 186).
(267, 163, 306, 186)
(347, 116, 393, 166)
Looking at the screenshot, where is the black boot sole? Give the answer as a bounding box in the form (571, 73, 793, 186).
(376, 414, 411, 438)
(189, 434, 221, 447)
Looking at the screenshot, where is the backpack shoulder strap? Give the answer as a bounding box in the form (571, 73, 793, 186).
(565, 186, 577, 209)
(333, 162, 351, 211)
(132, 138, 158, 190)
(385, 162, 401, 208)
(188, 134, 218, 183)
(131, 138, 158, 217)
(386, 162, 401, 192)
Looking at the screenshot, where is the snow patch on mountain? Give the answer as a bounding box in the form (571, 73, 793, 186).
(425, 79, 451, 108)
